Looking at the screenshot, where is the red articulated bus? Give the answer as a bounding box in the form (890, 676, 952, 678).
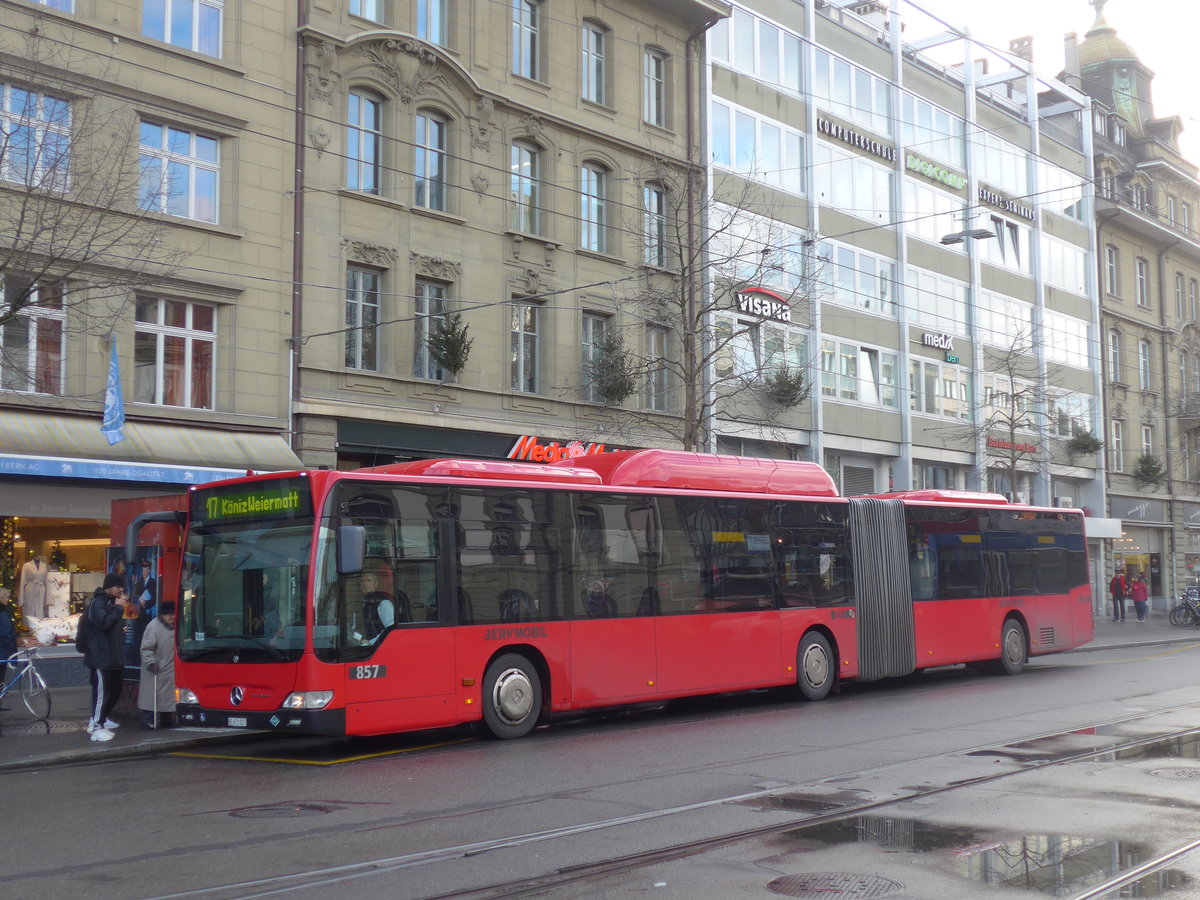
(173, 450, 1093, 739)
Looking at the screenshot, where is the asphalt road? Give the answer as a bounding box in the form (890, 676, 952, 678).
(9, 639, 1200, 900)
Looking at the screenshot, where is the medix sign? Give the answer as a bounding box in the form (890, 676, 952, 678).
(508, 435, 613, 463)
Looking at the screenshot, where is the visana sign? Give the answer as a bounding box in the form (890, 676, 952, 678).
(736, 288, 791, 323)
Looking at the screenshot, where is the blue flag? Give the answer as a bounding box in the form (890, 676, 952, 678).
(101, 339, 125, 445)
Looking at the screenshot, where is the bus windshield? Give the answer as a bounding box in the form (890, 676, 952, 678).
(179, 477, 313, 663)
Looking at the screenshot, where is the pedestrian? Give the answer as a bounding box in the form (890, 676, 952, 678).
(1131, 572, 1149, 623)
(0, 589, 17, 710)
(138, 601, 176, 729)
(82, 573, 128, 742)
(1109, 570, 1127, 623)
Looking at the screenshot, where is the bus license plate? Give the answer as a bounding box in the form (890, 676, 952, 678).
(227, 716, 248, 728)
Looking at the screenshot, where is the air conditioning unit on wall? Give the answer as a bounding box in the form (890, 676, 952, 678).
(1055, 496, 1075, 508)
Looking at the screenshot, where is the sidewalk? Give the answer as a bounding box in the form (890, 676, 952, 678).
(2, 613, 1197, 771)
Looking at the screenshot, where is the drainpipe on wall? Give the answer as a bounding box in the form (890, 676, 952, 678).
(289, 0, 308, 455)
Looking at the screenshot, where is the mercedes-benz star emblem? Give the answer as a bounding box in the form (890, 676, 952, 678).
(230, 686, 244, 706)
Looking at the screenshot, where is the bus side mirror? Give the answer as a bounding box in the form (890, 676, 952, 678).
(337, 526, 366, 575)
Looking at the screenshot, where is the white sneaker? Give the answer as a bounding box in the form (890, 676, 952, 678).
(103, 719, 119, 729)
(90, 728, 115, 742)
(86, 720, 99, 734)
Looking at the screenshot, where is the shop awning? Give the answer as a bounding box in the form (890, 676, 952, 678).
(0, 409, 302, 485)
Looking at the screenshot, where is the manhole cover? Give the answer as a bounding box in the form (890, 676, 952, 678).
(231, 804, 340, 819)
(767, 873, 904, 898)
(1, 719, 84, 736)
(1151, 767, 1200, 780)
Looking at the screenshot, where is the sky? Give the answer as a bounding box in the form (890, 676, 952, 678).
(911, 0, 1200, 165)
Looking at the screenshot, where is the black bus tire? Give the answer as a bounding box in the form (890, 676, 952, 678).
(797, 632, 834, 701)
(481, 653, 542, 740)
(996, 618, 1027, 676)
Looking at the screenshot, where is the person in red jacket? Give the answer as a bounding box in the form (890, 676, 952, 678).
(1109, 571, 1127, 623)
(1130, 572, 1149, 623)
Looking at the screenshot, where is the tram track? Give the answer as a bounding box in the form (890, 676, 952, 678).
(139, 699, 1200, 900)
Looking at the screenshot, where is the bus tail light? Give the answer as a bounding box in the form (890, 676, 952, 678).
(176, 688, 199, 705)
(282, 690, 334, 710)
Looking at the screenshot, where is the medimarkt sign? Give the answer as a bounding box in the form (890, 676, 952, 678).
(906, 153, 966, 190)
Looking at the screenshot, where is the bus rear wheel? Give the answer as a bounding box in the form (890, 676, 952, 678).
(995, 619, 1027, 676)
(481, 653, 543, 740)
(797, 632, 834, 701)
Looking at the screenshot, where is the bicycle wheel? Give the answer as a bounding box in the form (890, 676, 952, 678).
(20, 667, 51, 720)
(1170, 605, 1197, 627)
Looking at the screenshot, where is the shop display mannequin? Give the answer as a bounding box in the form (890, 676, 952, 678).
(19, 555, 50, 619)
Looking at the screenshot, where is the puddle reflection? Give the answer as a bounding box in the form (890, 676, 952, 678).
(781, 815, 1191, 897)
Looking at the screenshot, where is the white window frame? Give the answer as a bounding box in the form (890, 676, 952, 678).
(910, 357, 971, 420)
(142, 0, 223, 58)
(510, 141, 541, 234)
(417, 0, 447, 44)
(643, 48, 668, 128)
(138, 120, 219, 223)
(414, 111, 447, 210)
(1142, 424, 1154, 454)
(1138, 338, 1153, 390)
(0, 84, 70, 191)
(647, 325, 669, 411)
(512, 0, 540, 80)
(414, 278, 447, 380)
(1111, 419, 1124, 472)
(818, 240, 897, 317)
(643, 182, 667, 267)
(1105, 245, 1119, 295)
(580, 162, 609, 254)
(0, 277, 65, 395)
(821, 339, 900, 410)
(351, 0, 381, 22)
(134, 297, 216, 409)
(708, 7, 802, 95)
(1135, 257, 1150, 306)
(1177, 272, 1187, 320)
(581, 21, 608, 106)
(1108, 330, 1122, 382)
(711, 100, 805, 195)
(582, 313, 608, 403)
(345, 266, 380, 372)
(510, 300, 540, 393)
(346, 92, 382, 194)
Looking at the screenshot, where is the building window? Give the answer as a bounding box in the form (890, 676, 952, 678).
(719, 318, 806, 384)
(1180, 351, 1190, 392)
(417, 0, 447, 44)
(580, 163, 609, 253)
(815, 141, 894, 226)
(346, 92, 382, 194)
(710, 100, 806, 195)
(344, 267, 380, 371)
(134, 298, 215, 409)
(1183, 203, 1192, 234)
(138, 121, 218, 223)
(1135, 257, 1149, 306)
(350, 0, 381, 22)
(0, 85, 70, 190)
(643, 48, 668, 127)
(581, 313, 608, 403)
(643, 182, 667, 267)
(1111, 420, 1124, 472)
(581, 21, 608, 105)
(142, 0, 222, 58)
(1175, 272, 1187, 320)
(910, 358, 971, 419)
(1138, 339, 1152, 390)
(647, 325, 669, 411)
(0, 276, 64, 395)
(1168, 196, 1177, 226)
(709, 7, 803, 96)
(819, 242, 898, 317)
(1142, 424, 1154, 454)
(510, 142, 541, 234)
(510, 301, 539, 392)
(1105, 245, 1119, 295)
(820, 339, 900, 409)
(1108, 330, 1122, 382)
(512, 0, 540, 80)
(1191, 279, 1199, 321)
(414, 111, 446, 210)
(414, 279, 447, 380)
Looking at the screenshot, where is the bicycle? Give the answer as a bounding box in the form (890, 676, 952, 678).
(1168, 591, 1200, 627)
(0, 648, 52, 720)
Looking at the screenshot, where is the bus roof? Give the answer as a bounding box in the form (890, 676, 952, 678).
(868, 489, 1010, 505)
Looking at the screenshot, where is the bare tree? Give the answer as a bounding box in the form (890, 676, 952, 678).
(0, 18, 186, 388)
(569, 163, 820, 452)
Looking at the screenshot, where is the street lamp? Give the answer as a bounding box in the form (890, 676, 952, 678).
(940, 227, 995, 245)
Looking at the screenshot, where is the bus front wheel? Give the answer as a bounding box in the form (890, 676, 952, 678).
(481, 653, 543, 740)
(995, 619, 1027, 676)
(797, 632, 834, 701)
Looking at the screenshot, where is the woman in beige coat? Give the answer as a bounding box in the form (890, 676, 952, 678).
(138, 601, 176, 728)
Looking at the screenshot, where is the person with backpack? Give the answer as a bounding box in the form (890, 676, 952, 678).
(81, 574, 128, 742)
(1109, 570, 1128, 623)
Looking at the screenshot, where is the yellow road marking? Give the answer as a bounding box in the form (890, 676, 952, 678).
(1066, 642, 1200, 665)
(168, 737, 471, 765)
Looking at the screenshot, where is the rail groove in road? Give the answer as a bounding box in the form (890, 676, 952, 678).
(137, 703, 1200, 900)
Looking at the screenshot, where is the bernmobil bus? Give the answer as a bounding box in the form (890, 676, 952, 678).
(170, 450, 1092, 739)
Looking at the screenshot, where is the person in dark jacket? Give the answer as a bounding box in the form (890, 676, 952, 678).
(82, 573, 128, 741)
(0, 589, 17, 708)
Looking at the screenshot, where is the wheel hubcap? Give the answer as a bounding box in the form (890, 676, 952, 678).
(802, 645, 828, 687)
(1005, 630, 1023, 663)
(492, 668, 533, 726)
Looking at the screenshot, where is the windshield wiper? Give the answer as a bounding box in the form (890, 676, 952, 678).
(239, 636, 291, 661)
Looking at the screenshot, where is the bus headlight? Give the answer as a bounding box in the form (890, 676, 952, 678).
(281, 690, 334, 710)
(176, 688, 199, 705)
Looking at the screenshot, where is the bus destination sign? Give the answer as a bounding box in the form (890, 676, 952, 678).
(193, 477, 313, 523)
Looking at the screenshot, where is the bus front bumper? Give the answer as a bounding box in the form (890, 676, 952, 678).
(176, 705, 346, 734)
